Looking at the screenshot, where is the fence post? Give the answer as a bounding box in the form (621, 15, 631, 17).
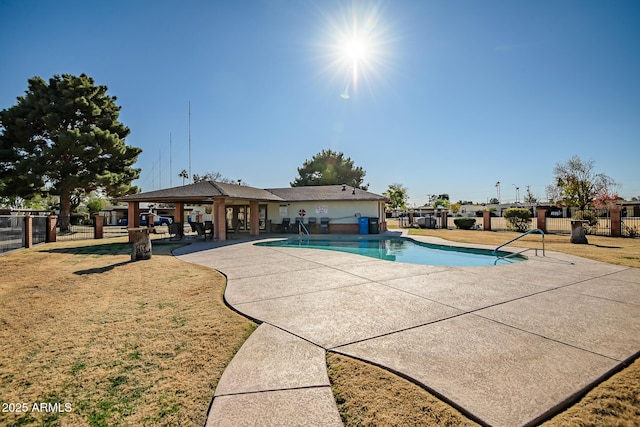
(440, 210, 448, 229)
(536, 207, 547, 233)
(93, 214, 104, 239)
(483, 210, 491, 231)
(46, 215, 57, 243)
(610, 207, 621, 237)
(24, 215, 33, 249)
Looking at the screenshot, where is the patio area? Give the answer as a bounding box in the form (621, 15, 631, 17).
(173, 232, 640, 427)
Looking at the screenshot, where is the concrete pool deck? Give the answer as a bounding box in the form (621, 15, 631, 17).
(173, 232, 640, 427)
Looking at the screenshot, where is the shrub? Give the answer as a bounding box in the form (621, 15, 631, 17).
(624, 224, 638, 238)
(454, 218, 476, 230)
(503, 208, 531, 232)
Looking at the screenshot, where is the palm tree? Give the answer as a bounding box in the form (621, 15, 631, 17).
(179, 169, 188, 185)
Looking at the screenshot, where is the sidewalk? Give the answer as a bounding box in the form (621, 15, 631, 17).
(175, 234, 640, 426)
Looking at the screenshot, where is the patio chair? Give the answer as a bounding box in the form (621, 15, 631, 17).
(168, 222, 182, 240)
(227, 221, 241, 239)
(194, 222, 206, 240)
(204, 221, 214, 241)
(307, 217, 317, 233)
(320, 217, 330, 233)
(188, 222, 198, 233)
(292, 217, 304, 233)
(276, 218, 290, 233)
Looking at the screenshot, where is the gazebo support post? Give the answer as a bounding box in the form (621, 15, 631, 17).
(127, 202, 141, 242)
(213, 198, 226, 241)
(250, 201, 259, 237)
(174, 202, 185, 238)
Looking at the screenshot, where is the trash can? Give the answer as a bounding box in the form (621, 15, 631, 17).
(358, 217, 369, 234)
(368, 217, 379, 234)
(426, 217, 437, 229)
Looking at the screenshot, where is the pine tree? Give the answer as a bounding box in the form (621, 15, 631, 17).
(0, 74, 141, 231)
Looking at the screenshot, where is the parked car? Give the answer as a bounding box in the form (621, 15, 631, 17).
(118, 214, 173, 226)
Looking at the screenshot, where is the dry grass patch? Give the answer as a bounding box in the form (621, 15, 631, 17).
(0, 238, 255, 426)
(327, 353, 479, 426)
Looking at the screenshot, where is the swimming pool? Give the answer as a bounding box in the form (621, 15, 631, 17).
(256, 237, 525, 267)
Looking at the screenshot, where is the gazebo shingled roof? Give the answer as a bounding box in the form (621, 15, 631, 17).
(118, 182, 388, 204)
(117, 181, 284, 203)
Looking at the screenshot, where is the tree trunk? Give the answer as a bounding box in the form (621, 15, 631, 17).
(59, 191, 71, 232)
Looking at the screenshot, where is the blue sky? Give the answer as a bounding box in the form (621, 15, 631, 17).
(1, 0, 639, 206)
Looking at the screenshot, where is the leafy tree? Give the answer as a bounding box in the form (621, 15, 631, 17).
(86, 196, 106, 215)
(428, 194, 449, 205)
(489, 198, 499, 204)
(192, 171, 246, 185)
(546, 155, 617, 210)
(450, 203, 461, 214)
(0, 74, 140, 231)
(291, 149, 368, 189)
(383, 184, 408, 210)
(523, 188, 537, 204)
(433, 199, 450, 209)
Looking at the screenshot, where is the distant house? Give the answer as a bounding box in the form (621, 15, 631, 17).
(117, 181, 389, 241)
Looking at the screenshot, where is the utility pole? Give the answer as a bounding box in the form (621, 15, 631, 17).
(169, 132, 173, 187)
(495, 181, 501, 204)
(188, 101, 191, 182)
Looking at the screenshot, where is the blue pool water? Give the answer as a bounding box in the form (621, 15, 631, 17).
(256, 237, 524, 267)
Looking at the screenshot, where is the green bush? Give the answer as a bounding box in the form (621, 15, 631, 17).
(624, 224, 638, 238)
(454, 218, 476, 230)
(503, 208, 532, 232)
(572, 210, 598, 226)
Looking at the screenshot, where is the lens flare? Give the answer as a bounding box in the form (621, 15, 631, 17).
(315, 2, 394, 99)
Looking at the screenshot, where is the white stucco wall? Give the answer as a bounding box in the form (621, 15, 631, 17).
(267, 201, 381, 224)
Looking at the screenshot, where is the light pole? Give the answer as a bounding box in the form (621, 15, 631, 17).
(495, 182, 501, 205)
(513, 184, 520, 205)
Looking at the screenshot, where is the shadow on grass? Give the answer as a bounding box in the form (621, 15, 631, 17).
(41, 241, 186, 256)
(74, 260, 132, 275)
(43, 242, 131, 256)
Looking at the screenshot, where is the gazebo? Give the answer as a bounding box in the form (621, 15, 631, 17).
(117, 181, 284, 241)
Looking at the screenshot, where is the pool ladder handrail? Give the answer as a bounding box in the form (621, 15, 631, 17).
(298, 221, 310, 236)
(494, 228, 545, 261)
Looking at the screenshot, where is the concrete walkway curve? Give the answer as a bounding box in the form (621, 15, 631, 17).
(173, 233, 640, 427)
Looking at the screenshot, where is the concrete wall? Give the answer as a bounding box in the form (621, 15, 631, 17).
(267, 201, 380, 225)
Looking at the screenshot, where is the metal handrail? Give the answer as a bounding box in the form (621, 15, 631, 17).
(298, 221, 310, 236)
(494, 228, 545, 259)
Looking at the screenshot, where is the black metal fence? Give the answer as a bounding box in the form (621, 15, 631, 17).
(622, 216, 640, 237)
(1, 215, 132, 254)
(440, 209, 639, 238)
(0, 215, 24, 253)
(32, 216, 47, 245)
(545, 208, 613, 236)
(0, 215, 49, 254)
(57, 217, 95, 241)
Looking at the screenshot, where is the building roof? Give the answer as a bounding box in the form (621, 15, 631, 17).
(117, 182, 387, 203)
(267, 185, 388, 202)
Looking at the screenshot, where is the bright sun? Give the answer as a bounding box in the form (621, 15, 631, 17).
(318, 2, 392, 99)
(342, 38, 368, 62)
